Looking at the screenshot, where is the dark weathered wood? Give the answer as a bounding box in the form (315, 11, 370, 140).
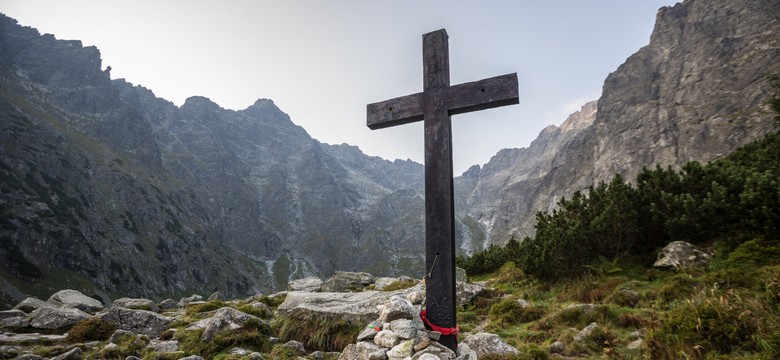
(367, 74, 518, 129)
(366, 28, 519, 352)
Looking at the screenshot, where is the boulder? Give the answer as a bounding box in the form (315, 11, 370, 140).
(357, 341, 389, 359)
(378, 296, 416, 323)
(456, 267, 468, 283)
(374, 277, 400, 291)
(0, 309, 26, 320)
(461, 332, 520, 358)
(177, 294, 203, 307)
(288, 277, 323, 292)
(374, 329, 401, 348)
(147, 339, 179, 353)
(279, 290, 397, 324)
(180, 356, 205, 360)
(321, 271, 375, 292)
(456, 342, 477, 360)
(456, 282, 485, 306)
(386, 339, 415, 360)
(389, 319, 417, 339)
(50, 347, 83, 360)
(29, 306, 90, 329)
(47, 290, 104, 313)
(199, 307, 267, 342)
(654, 241, 711, 270)
(0, 345, 18, 358)
(158, 299, 178, 310)
(98, 306, 173, 338)
(13, 297, 51, 313)
(0, 332, 68, 343)
(280, 340, 306, 355)
(108, 329, 136, 344)
(112, 298, 160, 313)
(0, 315, 29, 328)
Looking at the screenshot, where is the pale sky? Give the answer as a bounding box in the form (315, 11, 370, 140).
(2, 1, 677, 174)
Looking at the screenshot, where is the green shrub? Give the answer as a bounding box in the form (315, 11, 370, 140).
(488, 298, 544, 329)
(66, 317, 116, 343)
(184, 300, 227, 315)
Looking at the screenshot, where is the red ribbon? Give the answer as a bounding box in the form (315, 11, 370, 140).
(420, 309, 459, 336)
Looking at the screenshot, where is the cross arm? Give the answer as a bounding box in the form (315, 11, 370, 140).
(444, 73, 519, 116)
(367, 93, 424, 130)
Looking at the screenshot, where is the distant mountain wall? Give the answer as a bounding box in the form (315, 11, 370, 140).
(457, 0, 780, 244)
(1, 0, 778, 306)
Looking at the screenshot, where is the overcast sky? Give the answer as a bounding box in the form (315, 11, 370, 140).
(3, 0, 677, 175)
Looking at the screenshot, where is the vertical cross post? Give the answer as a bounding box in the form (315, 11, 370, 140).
(366, 29, 519, 352)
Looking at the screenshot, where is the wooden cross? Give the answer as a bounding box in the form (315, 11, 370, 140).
(367, 28, 518, 351)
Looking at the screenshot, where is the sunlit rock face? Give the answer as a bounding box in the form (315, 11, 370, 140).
(456, 0, 780, 245)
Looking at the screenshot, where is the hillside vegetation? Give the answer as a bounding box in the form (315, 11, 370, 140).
(456, 87, 780, 359)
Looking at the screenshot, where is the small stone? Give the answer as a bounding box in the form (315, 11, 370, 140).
(357, 322, 381, 341)
(549, 341, 565, 354)
(281, 340, 306, 355)
(413, 331, 431, 352)
(230, 347, 250, 356)
(13, 297, 51, 313)
(207, 292, 224, 301)
(108, 329, 136, 344)
(427, 331, 441, 341)
(50, 347, 83, 360)
(390, 319, 417, 339)
(357, 341, 388, 360)
(386, 339, 415, 360)
(456, 342, 477, 360)
(517, 299, 532, 308)
(627, 339, 645, 350)
(378, 296, 417, 322)
(456, 267, 468, 283)
(147, 340, 179, 353)
(0, 345, 19, 358)
(574, 322, 599, 342)
(417, 354, 440, 360)
(374, 329, 401, 348)
(179, 356, 205, 360)
(249, 352, 265, 360)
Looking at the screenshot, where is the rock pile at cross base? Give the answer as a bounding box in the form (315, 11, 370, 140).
(0, 271, 523, 360)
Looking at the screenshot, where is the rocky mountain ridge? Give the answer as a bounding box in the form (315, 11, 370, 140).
(459, 0, 780, 243)
(1, 0, 779, 305)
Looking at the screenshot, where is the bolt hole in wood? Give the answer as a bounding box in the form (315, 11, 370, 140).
(480, 88, 486, 92)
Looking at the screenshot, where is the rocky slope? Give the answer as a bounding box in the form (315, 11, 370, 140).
(1, 0, 778, 305)
(460, 0, 780, 244)
(0, 14, 430, 305)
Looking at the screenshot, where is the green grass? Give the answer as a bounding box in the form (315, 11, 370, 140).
(455, 253, 780, 359)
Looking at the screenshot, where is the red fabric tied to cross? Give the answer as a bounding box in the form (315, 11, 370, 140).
(419, 309, 459, 336)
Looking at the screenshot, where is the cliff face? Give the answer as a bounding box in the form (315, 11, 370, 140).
(1, 0, 778, 304)
(457, 0, 780, 244)
(0, 14, 429, 304)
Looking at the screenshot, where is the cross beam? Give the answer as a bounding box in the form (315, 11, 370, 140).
(366, 29, 518, 352)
